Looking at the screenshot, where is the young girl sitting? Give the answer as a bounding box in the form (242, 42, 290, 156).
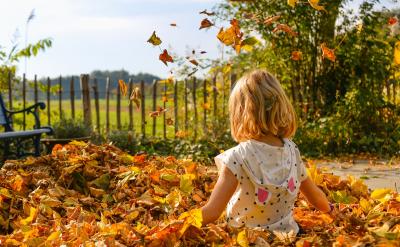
(201, 69, 331, 235)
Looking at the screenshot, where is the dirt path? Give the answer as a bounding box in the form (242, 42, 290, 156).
(314, 159, 400, 191)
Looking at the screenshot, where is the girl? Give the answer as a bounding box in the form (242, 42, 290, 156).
(201, 69, 331, 234)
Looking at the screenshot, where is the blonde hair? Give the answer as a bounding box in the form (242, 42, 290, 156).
(229, 69, 297, 142)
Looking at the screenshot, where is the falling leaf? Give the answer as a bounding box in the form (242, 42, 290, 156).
(147, 31, 162, 46)
(188, 68, 198, 77)
(264, 15, 281, 26)
(308, 0, 327, 12)
(188, 59, 199, 66)
(199, 18, 214, 29)
(394, 41, 400, 65)
(149, 107, 167, 118)
(240, 36, 259, 52)
(272, 24, 298, 37)
(162, 96, 168, 102)
(159, 49, 174, 66)
(199, 9, 215, 16)
(200, 51, 207, 54)
(118, 80, 128, 96)
(170, 23, 177, 27)
(166, 118, 174, 125)
(320, 43, 336, 62)
(388, 17, 398, 26)
(291, 51, 302, 61)
(288, 0, 298, 8)
(217, 19, 243, 54)
(130, 87, 142, 109)
(202, 103, 211, 110)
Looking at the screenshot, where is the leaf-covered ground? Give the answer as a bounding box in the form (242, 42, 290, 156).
(0, 142, 399, 246)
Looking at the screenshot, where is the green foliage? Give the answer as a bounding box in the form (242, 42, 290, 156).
(52, 118, 92, 139)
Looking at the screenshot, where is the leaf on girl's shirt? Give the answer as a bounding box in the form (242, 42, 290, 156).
(291, 51, 303, 61)
(394, 41, 400, 65)
(199, 9, 215, 16)
(147, 31, 162, 46)
(272, 24, 298, 37)
(159, 49, 174, 66)
(320, 43, 336, 62)
(308, 0, 327, 13)
(118, 80, 128, 96)
(264, 15, 281, 26)
(199, 18, 214, 29)
(129, 87, 142, 109)
(388, 17, 398, 26)
(288, 0, 298, 8)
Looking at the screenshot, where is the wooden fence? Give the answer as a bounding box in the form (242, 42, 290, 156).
(2, 72, 235, 139)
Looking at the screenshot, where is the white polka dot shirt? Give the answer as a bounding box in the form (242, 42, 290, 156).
(214, 138, 308, 234)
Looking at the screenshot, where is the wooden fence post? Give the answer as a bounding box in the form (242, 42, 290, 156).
(105, 77, 110, 134)
(203, 79, 207, 135)
(184, 79, 188, 132)
(34, 74, 38, 104)
(174, 81, 178, 136)
(192, 77, 198, 140)
(80, 74, 91, 126)
(7, 71, 12, 110)
(128, 78, 133, 131)
(70, 77, 75, 119)
(152, 79, 157, 136)
(213, 76, 217, 124)
(59, 75, 63, 120)
(163, 81, 167, 139)
(116, 78, 121, 130)
(140, 80, 146, 138)
(47, 77, 51, 126)
(22, 74, 26, 130)
(93, 78, 100, 134)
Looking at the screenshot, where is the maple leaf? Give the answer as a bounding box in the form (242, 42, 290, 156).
(159, 49, 174, 66)
(199, 9, 215, 16)
(264, 15, 281, 26)
(320, 43, 336, 62)
(388, 17, 398, 26)
(217, 19, 244, 54)
(199, 18, 214, 29)
(308, 0, 327, 13)
(288, 0, 298, 8)
(118, 79, 128, 96)
(130, 87, 142, 109)
(272, 24, 298, 37)
(291, 51, 302, 61)
(147, 31, 162, 46)
(394, 41, 400, 65)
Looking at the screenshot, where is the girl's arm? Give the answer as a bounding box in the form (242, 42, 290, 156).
(299, 177, 331, 213)
(201, 165, 238, 225)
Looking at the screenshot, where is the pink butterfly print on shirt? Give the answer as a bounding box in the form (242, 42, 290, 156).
(288, 177, 296, 192)
(257, 188, 269, 203)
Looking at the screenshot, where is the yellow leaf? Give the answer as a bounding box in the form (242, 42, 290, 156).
(288, 0, 298, 8)
(371, 188, 392, 202)
(20, 207, 37, 225)
(394, 41, 400, 65)
(237, 230, 249, 247)
(359, 197, 371, 213)
(147, 31, 162, 46)
(180, 173, 195, 194)
(46, 230, 61, 241)
(308, 0, 327, 12)
(178, 208, 203, 236)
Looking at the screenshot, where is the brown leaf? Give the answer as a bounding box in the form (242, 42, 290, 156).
(199, 18, 214, 29)
(199, 9, 215, 16)
(272, 23, 298, 37)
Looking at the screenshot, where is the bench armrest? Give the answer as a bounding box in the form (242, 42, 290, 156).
(6, 102, 46, 129)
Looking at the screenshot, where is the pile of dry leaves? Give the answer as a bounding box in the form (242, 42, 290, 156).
(0, 141, 399, 246)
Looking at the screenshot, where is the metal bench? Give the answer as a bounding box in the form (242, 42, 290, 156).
(0, 94, 53, 160)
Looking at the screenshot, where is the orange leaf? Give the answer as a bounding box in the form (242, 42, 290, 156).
(217, 19, 243, 54)
(118, 80, 128, 96)
(388, 17, 398, 26)
(199, 9, 215, 16)
(199, 18, 214, 29)
(130, 87, 142, 109)
(149, 107, 167, 118)
(291, 51, 302, 61)
(162, 96, 168, 103)
(166, 118, 174, 125)
(263, 15, 281, 26)
(159, 49, 174, 66)
(272, 24, 298, 37)
(189, 59, 199, 66)
(147, 31, 162, 46)
(175, 130, 189, 138)
(320, 43, 336, 62)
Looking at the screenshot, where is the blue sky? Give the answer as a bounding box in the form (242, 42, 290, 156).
(1, 0, 221, 79)
(1, 0, 398, 79)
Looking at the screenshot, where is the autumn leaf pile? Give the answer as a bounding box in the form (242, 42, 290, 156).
(0, 142, 400, 246)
